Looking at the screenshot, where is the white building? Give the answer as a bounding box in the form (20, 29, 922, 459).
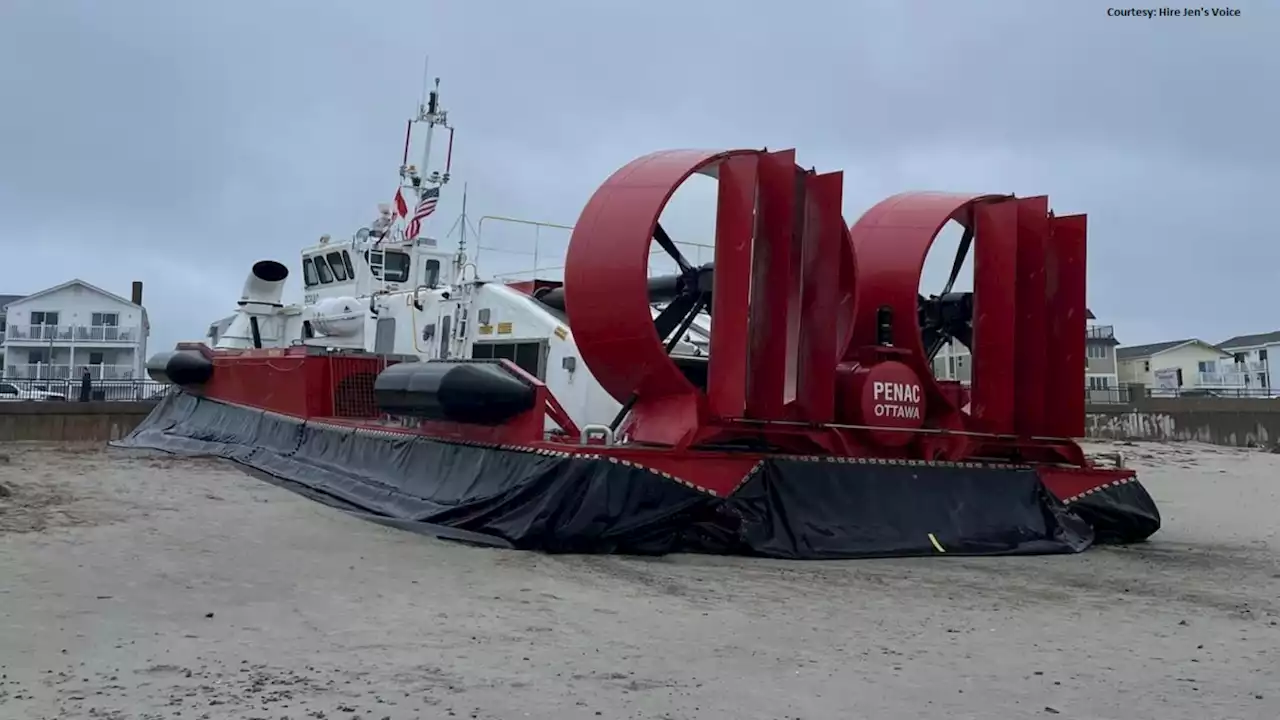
(0, 293, 23, 369)
(1083, 311, 1121, 400)
(1217, 330, 1280, 394)
(1, 279, 150, 381)
(1116, 338, 1247, 395)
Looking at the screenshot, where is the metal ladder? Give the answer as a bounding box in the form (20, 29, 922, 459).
(367, 245, 388, 295)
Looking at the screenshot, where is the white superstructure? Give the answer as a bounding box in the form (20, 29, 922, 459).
(203, 76, 711, 431)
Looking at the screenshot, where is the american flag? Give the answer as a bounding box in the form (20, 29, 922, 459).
(404, 186, 440, 239)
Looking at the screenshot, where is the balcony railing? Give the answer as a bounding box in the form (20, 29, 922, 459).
(76, 325, 140, 342)
(1197, 371, 1248, 387)
(7, 324, 73, 341)
(4, 324, 141, 343)
(1085, 325, 1115, 340)
(4, 363, 137, 380)
(1231, 360, 1269, 373)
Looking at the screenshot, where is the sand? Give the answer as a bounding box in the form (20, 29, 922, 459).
(0, 440, 1277, 719)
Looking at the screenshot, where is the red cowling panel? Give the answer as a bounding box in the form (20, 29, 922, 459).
(707, 153, 759, 419)
(783, 168, 808, 410)
(1044, 213, 1088, 438)
(970, 200, 1019, 434)
(1014, 197, 1050, 435)
(563, 149, 756, 405)
(745, 150, 799, 418)
(794, 170, 844, 423)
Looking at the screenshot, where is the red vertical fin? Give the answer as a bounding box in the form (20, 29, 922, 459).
(783, 169, 809, 411)
(707, 153, 759, 418)
(970, 199, 1018, 434)
(1044, 212, 1087, 438)
(1014, 196, 1050, 435)
(746, 149, 796, 419)
(794, 170, 843, 423)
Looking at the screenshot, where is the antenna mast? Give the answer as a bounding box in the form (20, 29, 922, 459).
(398, 58, 470, 282)
(401, 59, 454, 240)
(415, 77, 450, 188)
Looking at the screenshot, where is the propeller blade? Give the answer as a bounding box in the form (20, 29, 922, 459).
(942, 220, 974, 296)
(665, 294, 709, 352)
(653, 293, 699, 344)
(921, 323, 941, 358)
(926, 332, 948, 363)
(654, 223, 693, 274)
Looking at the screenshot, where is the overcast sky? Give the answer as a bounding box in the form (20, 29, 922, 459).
(1, 0, 1276, 353)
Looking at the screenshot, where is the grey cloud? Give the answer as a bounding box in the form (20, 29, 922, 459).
(1, 0, 1275, 351)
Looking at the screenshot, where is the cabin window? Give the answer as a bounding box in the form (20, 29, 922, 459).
(341, 250, 355, 279)
(364, 249, 411, 283)
(424, 259, 441, 287)
(314, 255, 335, 284)
(325, 251, 348, 281)
(472, 341, 545, 380)
(302, 257, 319, 287)
(383, 250, 410, 282)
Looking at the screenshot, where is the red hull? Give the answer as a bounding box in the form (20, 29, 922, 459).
(173, 342, 1137, 504)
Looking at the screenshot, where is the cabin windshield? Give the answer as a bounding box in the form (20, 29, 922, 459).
(314, 255, 335, 283)
(303, 249, 357, 287)
(325, 251, 348, 281)
(302, 258, 319, 286)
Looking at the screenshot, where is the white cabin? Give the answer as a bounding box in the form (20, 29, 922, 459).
(204, 227, 692, 431)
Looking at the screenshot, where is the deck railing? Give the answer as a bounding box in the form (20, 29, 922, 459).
(4, 363, 136, 380)
(6, 324, 142, 343)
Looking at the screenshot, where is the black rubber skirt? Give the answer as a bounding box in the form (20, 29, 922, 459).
(112, 392, 1121, 559)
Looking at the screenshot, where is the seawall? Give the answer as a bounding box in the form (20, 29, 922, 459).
(0, 401, 157, 442)
(1086, 397, 1280, 448)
